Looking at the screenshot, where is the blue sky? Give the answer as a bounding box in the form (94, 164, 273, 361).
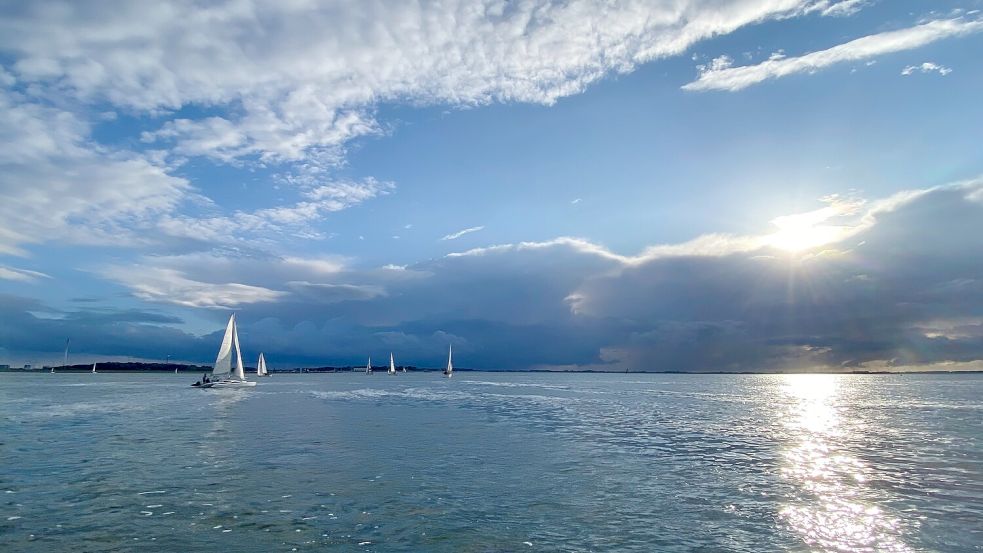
(1, 0, 982, 370)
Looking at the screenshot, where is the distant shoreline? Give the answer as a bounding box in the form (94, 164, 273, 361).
(1, 362, 980, 375)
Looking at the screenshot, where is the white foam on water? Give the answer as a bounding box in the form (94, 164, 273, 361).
(358, 541, 371, 546)
(140, 511, 153, 516)
(523, 541, 534, 546)
(162, 512, 175, 516)
(7, 516, 22, 520)
(138, 490, 167, 495)
(212, 525, 223, 529)
(146, 504, 163, 508)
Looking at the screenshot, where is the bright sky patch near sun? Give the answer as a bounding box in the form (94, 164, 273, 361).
(1, 0, 982, 371)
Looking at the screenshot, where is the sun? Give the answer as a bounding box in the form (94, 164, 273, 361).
(765, 209, 850, 252)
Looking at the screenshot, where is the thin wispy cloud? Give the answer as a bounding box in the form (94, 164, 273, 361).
(683, 18, 983, 92)
(902, 62, 952, 76)
(571, 198, 582, 205)
(0, 266, 51, 282)
(441, 226, 485, 241)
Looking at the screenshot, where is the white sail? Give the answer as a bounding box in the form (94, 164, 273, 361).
(389, 352, 396, 374)
(213, 314, 236, 377)
(232, 319, 245, 381)
(257, 353, 267, 376)
(366, 356, 372, 374)
(444, 344, 453, 377)
(91, 362, 97, 373)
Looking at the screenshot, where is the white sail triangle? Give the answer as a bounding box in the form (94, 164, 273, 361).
(444, 344, 453, 377)
(389, 352, 396, 374)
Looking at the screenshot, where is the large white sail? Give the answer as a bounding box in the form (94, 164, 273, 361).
(257, 353, 267, 376)
(213, 314, 236, 377)
(365, 356, 372, 374)
(444, 344, 453, 377)
(91, 362, 97, 373)
(232, 319, 245, 381)
(389, 352, 396, 374)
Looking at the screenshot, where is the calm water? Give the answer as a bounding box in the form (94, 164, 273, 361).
(1, 372, 981, 552)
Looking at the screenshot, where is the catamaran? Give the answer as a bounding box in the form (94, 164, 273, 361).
(365, 356, 372, 374)
(194, 313, 256, 388)
(256, 352, 270, 377)
(444, 344, 453, 378)
(388, 352, 397, 375)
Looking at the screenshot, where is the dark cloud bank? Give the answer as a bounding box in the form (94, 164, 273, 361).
(2, 182, 982, 371)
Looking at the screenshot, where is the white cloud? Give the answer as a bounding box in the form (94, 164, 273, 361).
(103, 266, 286, 309)
(901, 62, 953, 76)
(0, 266, 51, 282)
(684, 18, 983, 91)
(808, 0, 868, 17)
(0, 89, 192, 255)
(441, 225, 485, 241)
(0, 0, 836, 167)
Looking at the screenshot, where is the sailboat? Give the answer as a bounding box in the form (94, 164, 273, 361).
(91, 362, 97, 374)
(388, 353, 397, 375)
(365, 356, 372, 374)
(195, 313, 256, 388)
(256, 353, 270, 377)
(443, 344, 453, 378)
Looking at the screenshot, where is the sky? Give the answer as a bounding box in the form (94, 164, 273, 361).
(1, 0, 982, 371)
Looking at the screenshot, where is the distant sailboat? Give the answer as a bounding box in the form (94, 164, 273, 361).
(91, 362, 97, 374)
(388, 352, 397, 375)
(256, 352, 270, 377)
(365, 356, 372, 374)
(444, 344, 453, 378)
(194, 313, 256, 388)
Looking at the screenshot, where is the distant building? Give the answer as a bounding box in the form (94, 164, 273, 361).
(0, 364, 9, 369)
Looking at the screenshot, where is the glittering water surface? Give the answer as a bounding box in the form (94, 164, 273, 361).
(1, 372, 981, 552)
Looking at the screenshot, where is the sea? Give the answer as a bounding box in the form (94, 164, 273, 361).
(1, 372, 981, 552)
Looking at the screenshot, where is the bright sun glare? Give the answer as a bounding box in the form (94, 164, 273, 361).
(766, 202, 858, 252)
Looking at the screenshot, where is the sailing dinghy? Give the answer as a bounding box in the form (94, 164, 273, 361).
(365, 356, 372, 374)
(195, 313, 256, 388)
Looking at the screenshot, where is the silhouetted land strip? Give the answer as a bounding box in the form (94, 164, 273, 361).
(1, 362, 980, 374)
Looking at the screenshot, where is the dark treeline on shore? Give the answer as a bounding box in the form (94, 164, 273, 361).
(1, 362, 980, 374)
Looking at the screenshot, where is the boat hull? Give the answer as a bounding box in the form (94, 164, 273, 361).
(199, 379, 257, 388)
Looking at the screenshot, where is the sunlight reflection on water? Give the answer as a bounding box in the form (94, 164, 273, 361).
(779, 375, 912, 553)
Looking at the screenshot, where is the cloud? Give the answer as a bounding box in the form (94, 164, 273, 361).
(441, 226, 485, 241)
(683, 18, 983, 91)
(0, 89, 192, 255)
(0, 266, 50, 282)
(901, 62, 953, 76)
(10, 177, 966, 370)
(807, 0, 868, 17)
(102, 266, 286, 309)
(0, 0, 838, 169)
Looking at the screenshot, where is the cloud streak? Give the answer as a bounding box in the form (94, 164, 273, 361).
(683, 18, 983, 91)
(441, 226, 485, 241)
